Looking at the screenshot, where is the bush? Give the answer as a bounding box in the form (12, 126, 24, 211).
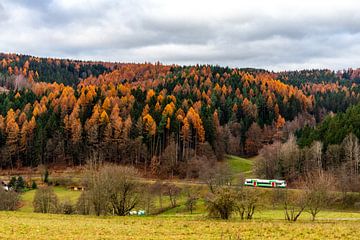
(206, 188, 238, 220)
(52, 177, 75, 187)
(76, 191, 92, 215)
(59, 199, 75, 215)
(33, 186, 59, 213)
(185, 194, 198, 214)
(8, 176, 26, 192)
(0, 188, 20, 211)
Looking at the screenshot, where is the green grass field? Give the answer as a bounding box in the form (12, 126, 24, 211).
(20, 187, 81, 213)
(3, 158, 360, 239)
(226, 155, 254, 180)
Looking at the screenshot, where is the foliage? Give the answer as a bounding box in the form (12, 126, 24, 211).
(31, 181, 37, 189)
(8, 176, 26, 192)
(1, 53, 360, 177)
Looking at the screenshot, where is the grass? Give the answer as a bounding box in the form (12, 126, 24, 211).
(255, 209, 360, 221)
(5, 164, 360, 239)
(1, 211, 360, 239)
(20, 187, 81, 213)
(226, 155, 254, 178)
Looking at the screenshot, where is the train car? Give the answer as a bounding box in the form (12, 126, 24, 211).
(244, 179, 286, 188)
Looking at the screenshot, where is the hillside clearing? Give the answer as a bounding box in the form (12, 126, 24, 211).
(20, 187, 81, 213)
(226, 155, 254, 178)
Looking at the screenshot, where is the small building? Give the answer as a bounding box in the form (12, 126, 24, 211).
(69, 185, 85, 191)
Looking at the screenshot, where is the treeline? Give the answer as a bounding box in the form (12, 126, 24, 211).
(277, 69, 360, 121)
(297, 102, 360, 148)
(1, 53, 360, 176)
(0, 53, 111, 86)
(254, 94, 360, 187)
(256, 132, 360, 195)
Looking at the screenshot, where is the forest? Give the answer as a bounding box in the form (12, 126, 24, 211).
(0, 53, 360, 180)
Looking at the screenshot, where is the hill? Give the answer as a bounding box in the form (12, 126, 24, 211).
(0, 53, 360, 177)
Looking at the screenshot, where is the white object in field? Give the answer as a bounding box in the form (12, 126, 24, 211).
(137, 210, 145, 215)
(129, 210, 146, 216)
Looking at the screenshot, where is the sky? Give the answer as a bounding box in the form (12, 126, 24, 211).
(0, 0, 360, 71)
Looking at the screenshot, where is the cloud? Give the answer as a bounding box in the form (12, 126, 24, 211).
(1, 0, 360, 70)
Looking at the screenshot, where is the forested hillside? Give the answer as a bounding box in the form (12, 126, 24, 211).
(0, 53, 360, 178)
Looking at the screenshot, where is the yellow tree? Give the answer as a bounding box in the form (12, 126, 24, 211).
(85, 104, 100, 145)
(143, 113, 157, 158)
(110, 104, 123, 139)
(5, 109, 19, 167)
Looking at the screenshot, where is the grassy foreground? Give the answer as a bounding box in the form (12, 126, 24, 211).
(1, 211, 360, 240)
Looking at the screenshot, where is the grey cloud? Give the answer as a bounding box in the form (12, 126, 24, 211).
(1, 0, 360, 71)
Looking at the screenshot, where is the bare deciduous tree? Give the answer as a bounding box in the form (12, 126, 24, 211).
(33, 186, 59, 213)
(83, 164, 140, 216)
(342, 133, 360, 175)
(163, 183, 181, 208)
(100, 165, 140, 216)
(185, 190, 198, 214)
(236, 188, 259, 220)
(284, 190, 307, 221)
(200, 163, 232, 193)
(303, 171, 335, 221)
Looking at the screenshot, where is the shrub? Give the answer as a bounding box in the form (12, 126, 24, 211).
(76, 191, 92, 215)
(185, 194, 198, 214)
(8, 176, 26, 192)
(0, 188, 20, 211)
(52, 177, 75, 187)
(33, 186, 59, 213)
(59, 199, 75, 215)
(205, 188, 238, 220)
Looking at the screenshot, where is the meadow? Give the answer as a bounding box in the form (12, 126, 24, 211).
(2, 155, 360, 239)
(1, 211, 360, 240)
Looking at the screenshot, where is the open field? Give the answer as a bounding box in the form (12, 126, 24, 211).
(3, 156, 360, 239)
(1, 211, 360, 240)
(20, 187, 81, 213)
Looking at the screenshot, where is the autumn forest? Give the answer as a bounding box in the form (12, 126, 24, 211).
(1, 53, 360, 180)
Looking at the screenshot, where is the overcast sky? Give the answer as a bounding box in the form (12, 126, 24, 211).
(0, 0, 360, 71)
